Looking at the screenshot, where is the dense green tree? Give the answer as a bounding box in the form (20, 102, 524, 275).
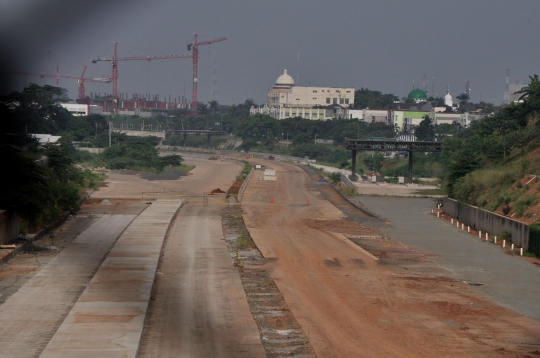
(516, 74, 540, 115)
(292, 132, 313, 145)
(0, 84, 71, 134)
(208, 100, 219, 114)
(0, 146, 49, 224)
(456, 93, 470, 113)
(197, 103, 209, 116)
(415, 115, 435, 141)
(235, 114, 281, 145)
(353, 88, 398, 109)
(363, 153, 384, 172)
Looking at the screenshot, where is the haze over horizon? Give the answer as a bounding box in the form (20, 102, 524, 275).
(1, 0, 539, 106)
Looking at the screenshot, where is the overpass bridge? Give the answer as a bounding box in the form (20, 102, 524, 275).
(344, 138, 443, 181)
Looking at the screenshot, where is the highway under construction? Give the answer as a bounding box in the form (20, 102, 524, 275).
(0, 155, 539, 357)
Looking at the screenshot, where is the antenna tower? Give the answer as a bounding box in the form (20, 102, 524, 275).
(211, 60, 217, 101)
(504, 69, 510, 104)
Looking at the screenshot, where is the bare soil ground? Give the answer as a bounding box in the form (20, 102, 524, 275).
(221, 204, 317, 357)
(241, 159, 540, 357)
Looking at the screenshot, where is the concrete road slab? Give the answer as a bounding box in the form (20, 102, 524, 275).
(0, 215, 136, 358)
(136, 203, 266, 358)
(39, 202, 180, 358)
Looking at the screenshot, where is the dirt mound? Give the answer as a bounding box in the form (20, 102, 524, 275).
(209, 188, 225, 194)
(226, 181, 243, 197)
(141, 168, 188, 181)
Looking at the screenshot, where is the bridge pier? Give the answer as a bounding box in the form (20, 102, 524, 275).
(207, 134, 211, 147)
(349, 149, 358, 181)
(183, 132, 187, 148)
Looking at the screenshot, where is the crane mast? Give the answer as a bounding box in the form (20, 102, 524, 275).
(186, 33, 226, 111)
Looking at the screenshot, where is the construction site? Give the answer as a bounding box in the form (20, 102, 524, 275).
(5, 32, 226, 115)
(0, 152, 539, 357)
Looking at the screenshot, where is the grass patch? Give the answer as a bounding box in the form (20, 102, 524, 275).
(339, 186, 358, 197)
(175, 164, 195, 173)
(413, 187, 447, 196)
(236, 161, 252, 181)
(514, 194, 536, 217)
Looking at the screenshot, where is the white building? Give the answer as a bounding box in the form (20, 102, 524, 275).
(250, 104, 344, 120)
(61, 103, 103, 116)
(444, 89, 453, 107)
(253, 70, 355, 120)
(347, 109, 390, 123)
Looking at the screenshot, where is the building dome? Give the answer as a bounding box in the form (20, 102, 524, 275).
(444, 90, 453, 107)
(274, 69, 295, 89)
(408, 88, 428, 100)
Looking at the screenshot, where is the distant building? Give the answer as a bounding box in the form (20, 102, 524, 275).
(61, 103, 103, 116)
(406, 88, 428, 103)
(444, 89, 453, 107)
(461, 112, 490, 127)
(250, 104, 344, 120)
(267, 70, 354, 108)
(251, 70, 354, 120)
(393, 110, 429, 132)
(347, 109, 390, 123)
(31, 134, 61, 144)
(507, 83, 527, 103)
(431, 111, 461, 125)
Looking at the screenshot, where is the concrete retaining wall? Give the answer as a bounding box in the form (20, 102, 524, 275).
(341, 173, 355, 188)
(238, 168, 254, 202)
(443, 198, 529, 249)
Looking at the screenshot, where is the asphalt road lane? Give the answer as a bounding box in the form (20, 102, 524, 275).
(358, 196, 540, 321)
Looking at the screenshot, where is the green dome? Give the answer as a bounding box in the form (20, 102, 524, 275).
(408, 89, 428, 99)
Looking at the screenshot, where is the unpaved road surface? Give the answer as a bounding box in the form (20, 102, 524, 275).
(241, 159, 540, 357)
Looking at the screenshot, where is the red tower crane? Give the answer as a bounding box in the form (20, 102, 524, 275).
(4, 65, 111, 99)
(91, 42, 192, 112)
(186, 33, 227, 111)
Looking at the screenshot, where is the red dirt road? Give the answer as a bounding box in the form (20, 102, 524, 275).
(241, 160, 540, 357)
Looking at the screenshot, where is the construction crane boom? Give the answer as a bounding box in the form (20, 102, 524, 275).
(91, 41, 192, 112)
(4, 65, 111, 99)
(186, 33, 227, 111)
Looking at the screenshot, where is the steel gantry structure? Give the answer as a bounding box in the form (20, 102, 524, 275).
(344, 138, 443, 181)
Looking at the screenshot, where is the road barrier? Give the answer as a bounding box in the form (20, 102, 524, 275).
(443, 197, 529, 250)
(238, 167, 254, 202)
(141, 191, 187, 201)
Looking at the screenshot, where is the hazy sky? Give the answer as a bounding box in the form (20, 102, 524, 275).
(1, 0, 539, 106)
